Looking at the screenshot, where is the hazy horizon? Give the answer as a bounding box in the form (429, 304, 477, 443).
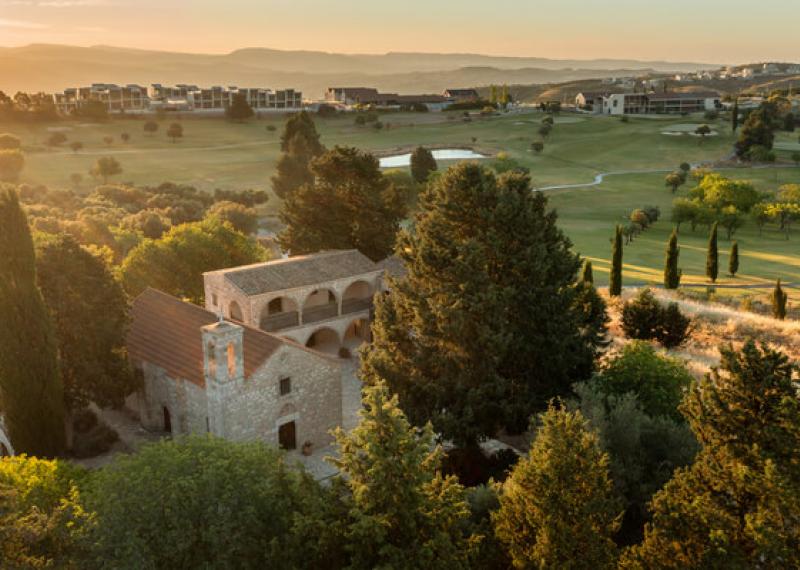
(1, 0, 798, 64)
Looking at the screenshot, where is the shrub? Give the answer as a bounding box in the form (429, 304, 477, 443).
(621, 289, 692, 348)
(747, 145, 776, 162)
(0, 133, 21, 150)
(47, 132, 68, 147)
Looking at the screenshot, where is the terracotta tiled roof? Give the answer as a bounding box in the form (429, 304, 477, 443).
(127, 289, 290, 387)
(207, 250, 380, 296)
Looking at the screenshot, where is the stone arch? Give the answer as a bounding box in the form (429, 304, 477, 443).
(259, 296, 299, 331)
(278, 403, 298, 418)
(343, 317, 370, 350)
(302, 287, 339, 324)
(305, 326, 340, 355)
(342, 279, 374, 313)
(228, 300, 243, 322)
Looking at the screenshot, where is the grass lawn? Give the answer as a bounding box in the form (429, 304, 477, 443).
(547, 168, 800, 302)
(4, 109, 799, 302)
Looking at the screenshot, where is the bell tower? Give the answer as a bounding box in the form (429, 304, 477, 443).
(201, 318, 244, 437)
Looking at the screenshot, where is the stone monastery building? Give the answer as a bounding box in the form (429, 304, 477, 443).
(126, 250, 392, 454)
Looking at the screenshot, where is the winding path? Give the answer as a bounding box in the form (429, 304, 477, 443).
(536, 163, 800, 192)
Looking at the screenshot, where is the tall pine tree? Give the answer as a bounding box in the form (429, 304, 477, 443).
(610, 225, 623, 296)
(361, 163, 595, 447)
(706, 222, 718, 283)
(279, 146, 406, 261)
(330, 382, 474, 569)
(663, 229, 681, 289)
(728, 240, 739, 276)
(271, 111, 325, 199)
(623, 342, 800, 568)
(493, 404, 622, 568)
(0, 187, 65, 456)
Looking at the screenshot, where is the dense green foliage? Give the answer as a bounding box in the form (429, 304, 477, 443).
(331, 382, 474, 569)
(621, 289, 692, 349)
(362, 163, 595, 446)
(205, 200, 259, 234)
(493, 405, 621, 569)
(279, 146, 406, 261)
(120, 218, 267, 303)
(624, 342, 800, 568)
(84, 436, 329, 569)
(410, 146, 438, 184)
(225, 93, 255, 122)
(0, 187, 66, 456)
(0, 455, 88, 567)
(35, 233, 135, 415)
(592, 341, 692, 421)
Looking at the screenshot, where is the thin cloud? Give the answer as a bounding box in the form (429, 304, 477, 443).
(0, 17, 49, 29)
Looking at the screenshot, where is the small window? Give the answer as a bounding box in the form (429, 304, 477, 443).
(279, 377, 291, 396)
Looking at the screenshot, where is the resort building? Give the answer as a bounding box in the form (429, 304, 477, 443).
(442, 88, 480, 102)
(325, 87, 450, 111)
(576, 91, 721, 115)
(52, 83, 303, 114)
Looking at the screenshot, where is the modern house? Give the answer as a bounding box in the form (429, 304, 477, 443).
(53, 83, 149, 114)
(442, 88, 480, 102)
(576, 91, 721, 115)
(325, 87, 450, 111)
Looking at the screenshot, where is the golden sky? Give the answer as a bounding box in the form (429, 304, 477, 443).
(1, 0, 798, 63)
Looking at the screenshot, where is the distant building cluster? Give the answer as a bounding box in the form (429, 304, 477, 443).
(576, 91, 721, 115)
(324, 87, 480, 111)
(52, 83, 303, 114)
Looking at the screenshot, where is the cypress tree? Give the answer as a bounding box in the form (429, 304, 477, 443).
(706, 222, 718, 283)
(772, 279, 788, 320)
(609, 225, 623, 296)
(664, 229, 681, 289)
(581, 260, 594, 284)
(409, 146, 438, 184)
(731, 99, 739, 133)
(271, 111, 325, 199)
(728, 241, 739, 277)
(0, 187, 65, 456)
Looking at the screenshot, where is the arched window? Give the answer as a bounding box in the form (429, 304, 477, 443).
(229, 301, 243, 322)
(163, 406, 172, 434)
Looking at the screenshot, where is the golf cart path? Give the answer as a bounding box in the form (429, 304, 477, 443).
(537, 163, 800, 192)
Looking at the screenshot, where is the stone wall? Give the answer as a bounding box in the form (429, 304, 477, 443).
(219, 344, 343, 450)
(136, 361, 208, 435)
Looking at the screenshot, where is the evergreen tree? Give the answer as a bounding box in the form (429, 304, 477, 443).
(581, 259, 594, 284)
(728, 240, 739, 276)
(409, 146, 438, 184)
(772, 279, 788, 320)
(0, 187, 66, 456)
(610, 225, 623, 296)
(493, 404, 622, 569)
(706, 222, 718, 283)
(361, 163, 594, 447)
(279, 146, 406, 261)
(663, 229, 681, 289)
(272, 109, 326, 200)
(35, 234, 136, 428)
(623, 342, 800, 568)
(330, 382, 474, 569)
(225, 93, 254, 122)
(573, 281, 610, 361)
(731, 99, 739, 132)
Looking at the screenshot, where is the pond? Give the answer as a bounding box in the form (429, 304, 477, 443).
(379, 148, 488, 168)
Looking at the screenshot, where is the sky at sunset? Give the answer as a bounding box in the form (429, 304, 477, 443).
(1, 0, 798, 63)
